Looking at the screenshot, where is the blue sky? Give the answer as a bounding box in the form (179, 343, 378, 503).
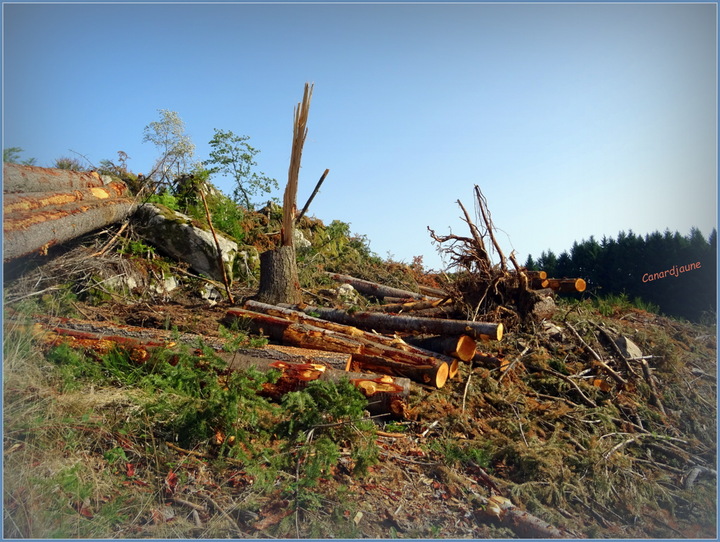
(3, 2, 717, 271)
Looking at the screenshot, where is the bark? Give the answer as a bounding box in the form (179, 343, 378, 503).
(418, 284, 450, 298)
(325, 272, 436, 301)
(4, 198, 137, 262)
(284, 303, 504, 342)
(256, 245, 302, 305)
(402, 334, 477, 362)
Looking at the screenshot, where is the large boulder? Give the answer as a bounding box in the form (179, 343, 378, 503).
(133, 203, 238, 282)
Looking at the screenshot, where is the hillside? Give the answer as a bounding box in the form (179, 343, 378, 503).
(3, 199, 717, 539)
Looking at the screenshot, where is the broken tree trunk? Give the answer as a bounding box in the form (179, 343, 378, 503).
(256, 83, 313, 305)
(282, 303, 504, 342)
(225, 308, 451, 387)
(325, 272, 439, 301)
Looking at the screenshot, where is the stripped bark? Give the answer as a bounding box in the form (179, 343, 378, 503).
(3, 163, 112, 193)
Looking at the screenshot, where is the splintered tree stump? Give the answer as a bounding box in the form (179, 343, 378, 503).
(256, 245, 302, 305)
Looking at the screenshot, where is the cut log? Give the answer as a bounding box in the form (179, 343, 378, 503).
(283, 303, 504, 342)
(4, 198, 137, 262)
(216, 352, 410, 417)
(4, 181, 130, 215)
(2, 163, 114, 193)
(243, 300, 461, 377)
(526, 270, 548, 280)
(325, 272, 438, 301)
(402, 334, 477, 362)
(418, 284, 450, 298)
(546, 278, 586, 293)
(348, 354, 449, 389)
(225, 307, 452, 387)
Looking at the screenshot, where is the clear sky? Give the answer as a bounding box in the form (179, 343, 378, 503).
(3, 2, 717, 271)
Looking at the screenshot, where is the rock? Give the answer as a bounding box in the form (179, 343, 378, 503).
(336, 283, 361, 306)
(235, 246, 261, 280)
(200, 283, 223, 306)
(133, 203, 238, 282)
(294, 228, 311, 249)
(531, 294, 556, 320)
(614, 335, 643, 360)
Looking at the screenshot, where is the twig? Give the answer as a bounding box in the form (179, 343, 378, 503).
(461, 372, 472, 413)
(200, 492, 246, 536)
(539, 367, 598, 409)
(296, 168, 329, 223)
(474, 186, 507, 271)
(640, 359, 666, 415)
(198, 187, 235, 304)
(171, 496, 206, 512)
(90, 220, 130, 257)
(565, 322, 627, 387)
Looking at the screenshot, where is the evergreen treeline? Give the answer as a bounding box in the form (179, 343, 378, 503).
(525, 228, 717, 322)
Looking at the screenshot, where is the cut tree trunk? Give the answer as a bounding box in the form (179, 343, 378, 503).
(402, 334, 477, 362)
(243, 300, 460, 377)
(256, 245, 302, 305)
(283, 304, 504, 342)
(372, 298, 451, 313)
(4, 198, 137, 262)
(546, 278, 587, 293)
(2, 163, 113, 193)
(348, 354, 448, 389)
(216, 351, 410, 417)
(325, 272, 438, 301)
(225, 308, 451, 387)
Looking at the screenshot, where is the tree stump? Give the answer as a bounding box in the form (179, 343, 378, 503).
(256, 245, 301, 305)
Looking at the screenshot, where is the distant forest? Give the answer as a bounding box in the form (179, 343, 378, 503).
(525, 228, 717, 322)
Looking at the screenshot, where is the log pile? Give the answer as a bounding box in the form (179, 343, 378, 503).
(3, 163, 137, 262)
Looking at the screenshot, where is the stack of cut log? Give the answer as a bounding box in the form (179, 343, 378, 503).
(222, 274, 505, 413)
(3, 163, 137, 262)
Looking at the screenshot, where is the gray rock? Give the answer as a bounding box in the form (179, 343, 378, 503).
(614, 335, 644, 360)
(133, 203, 238, 282)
